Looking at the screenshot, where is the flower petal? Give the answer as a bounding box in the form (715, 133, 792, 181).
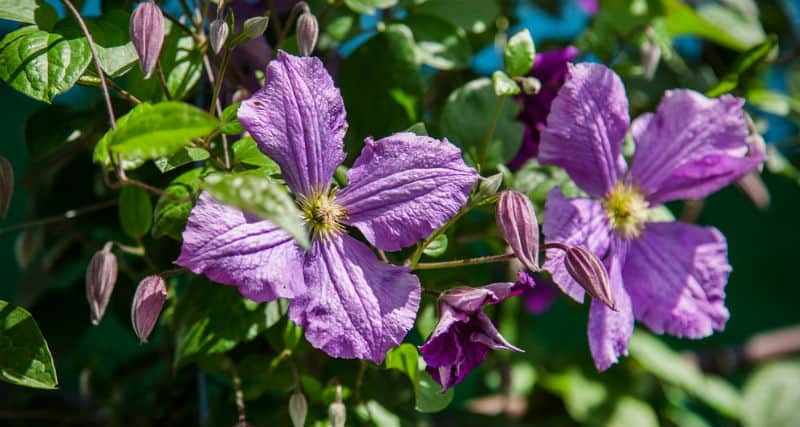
(542, 188, 611, 302)
(539, 62, 629, 197)
(629, 90, 764, 204)
(336, 133, 477, 251)
(177, 192, 306, 301)
(238, 51, 347, 196)
(518, 271, 560, 314)
(588, 243, 633, 371)
(623, 221, 730, 338)
(289, 234, 420, 362)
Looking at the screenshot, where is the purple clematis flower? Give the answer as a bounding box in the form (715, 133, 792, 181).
(177, 52, 477, 362)
(538, 63, 764, 370)
(509, 46, 579, 170)
(420, 279, 530, 391)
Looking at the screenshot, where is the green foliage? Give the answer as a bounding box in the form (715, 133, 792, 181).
(0, 300, 58, 389)
(344, 0, 397, 14)
(231, 137, 281, 173)
(503, 29, 535, 78)
(152, 168, 202, 240)
(422, 234, 448, 257)
(706, 35, 777, 97)
(0, 0, 56, 27)
(118, 186, 153, 239)
(385, 344, 454, 413)
(220, 102, 244, 135)
(492, 70, 520, 96)
(55, 10, 138, 77)
(742, 360, 800, 427)
(412, 0, 499, 33)
(0, 26, 91, 102)
(154, 146, 210, 173)
(405, 14, 471, 70)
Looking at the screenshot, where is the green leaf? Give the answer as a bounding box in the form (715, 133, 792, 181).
(127, 20, 203, 101)
(344, 0, 397, 14)
(413, 0, 499, 33)
(422, 234, 447, 257)
(118, 186, 153, 239)
(706, 35, 778, 97)
(696, 2, 766, 48)
(0, 26, 91, 102)
(606, 396, 659, 427)
(492, 70, 520, 96)
(662, 0, 751, 51)
(93, 102, 220, 170)
(25, 105, 101, 160)
(339, 25, 422, 156)
(203, 170, 309, 249)
(503, 29, 535, 77)
(282, 320, 303, 350)
(405, 122, 428, 136)
(152, 168, 201, 240)
(221, 102, 244, 135)
(405, 14, 471, 70)
(55, 10, 138, 77)
(385, 343, 419, 387)
(629, 330, 742, 419)
(742, 360, 800, 427)
(356, 400, 401, 427)
(513, 159, 584, 211)
(0, 0, 56, 27)
(0, 300, 58, 389)
(231, 136, 280, 173)
(440, 78, 523, 170)
(384, 344, 453, 413)
(416, 367, 454, 412)
(154, 146, 210, 173)
(542, 368, 607, 422)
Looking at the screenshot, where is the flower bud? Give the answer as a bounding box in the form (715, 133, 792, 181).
(209, 19, 229, 55)
(518, 76, 541, 95)
(130, 0, 165, 79)
(564, 246, 615, 310)
(496, 190, 539, 272)
(242, 16, 269, 41)
(0, 156, 13, 219)
(296, 8, 318, 56)
(86, 242, 118, 325)
(289, 391, 307, 427)
(329, 402, 346, 427)
(475, 172, 504, 201)
(640, 27, 660, 81)
(131, 275, 167, 343)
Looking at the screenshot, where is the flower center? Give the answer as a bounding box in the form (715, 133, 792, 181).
(298, 188, 347, 240)
(602, 182, 649, 239)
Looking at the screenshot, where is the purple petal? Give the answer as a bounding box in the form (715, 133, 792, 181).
(588, 242, 633, 371)
(440, 281, 526, 314)
(542, 188, 611, 302)
(629, 90, 764, 204)
(289, 234, 420, 362)
(518, 271, 559, 314)
(238, 51, 347, 197)
(624, 221, 730, 338)
(539, 63, 629, 197)
(336, 133, 477, 251)
(177, 193, 306, 301)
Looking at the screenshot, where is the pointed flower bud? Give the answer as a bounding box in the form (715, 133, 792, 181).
(130, 0, 165, 79)
(329, 386, 346, 427)
(131, 275, 167, 343)
(289, 391, 307, 427)
(209, 19, 230, 55)
(296, 7, 318, 56)
(564, 246, 615, 310)
(475, 172, 504, 201)
(242, 16, 269, 41)
(86, 242, 118, 325)
(0, 156, 13, 219)
(496, 190, 539, 272)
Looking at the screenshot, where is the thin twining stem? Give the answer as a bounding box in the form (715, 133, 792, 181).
(477, 95, 506, 171)
(414, 253, 516, 271)
(202, 54, 232, 169)
(0, 199, 117, 235)
(61, 0, 116, 129)
(408, 204, 473, 267)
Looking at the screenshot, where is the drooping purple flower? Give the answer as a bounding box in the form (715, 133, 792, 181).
(178, 52, 477, 362)
(420, 280, 531, 391)
(538, 63, 765, 370)
(509, 46, 579, 170)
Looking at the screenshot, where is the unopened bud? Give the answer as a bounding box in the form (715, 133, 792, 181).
(476, 172, 504, 200)
(289, 391, 307, 427)
(0, 156, 13, 218)
(496, 190, 539, 272)
(130, 0, 165, 79)
(296, 8, 318, 56)
(86, 242, 118, 325)
(131, 275, 167, 343)
(329, 402, 346, 427)
(242, 16, 269, 41)
(564, 246, 615, 310)
(640, 27, 660, 81)
(209, 19, 229, 55)
(518, 76, 541, 95)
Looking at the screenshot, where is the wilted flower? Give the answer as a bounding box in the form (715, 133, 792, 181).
(496, 190, 539, 272)
(178, 52, 477, 362)
(129, 0, 165, 79)
(509, 46, 579, 170)
(0, 156, 13, 218)
(539, 63, 765, 370)
(131, 275, 167, 343)
(419, 280, 531, 391)
(296, 5, 318, 56)
(288, 391, 307, 427)
(86, 242, 118, 325)
(209, 19, 230, 55)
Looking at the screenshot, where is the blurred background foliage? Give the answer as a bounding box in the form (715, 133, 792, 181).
(1, 0, 800, 426)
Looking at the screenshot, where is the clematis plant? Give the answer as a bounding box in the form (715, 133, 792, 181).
(177, 52, 477, 362)
(537, 63, 765, 370)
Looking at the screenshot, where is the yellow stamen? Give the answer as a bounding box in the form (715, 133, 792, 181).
(298, 188, 347, 240)
(602, 182, 649, 239)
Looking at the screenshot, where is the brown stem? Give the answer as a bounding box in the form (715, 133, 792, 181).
(276, 1, 308, 50)
(156, 62, 173, 100)
(105, 79, 142, 104)
(229, 362, 247, 423)
(0, 199, 117, 235)
(414, 253, 515, 270)
(61, 0, 116, 129)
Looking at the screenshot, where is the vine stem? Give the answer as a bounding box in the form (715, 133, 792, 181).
(61, 0, 116, 129)
(408, 204, 472, 268)
(477, 95, 506, 170)
(229, 361, 247, 423)
(414, 253, 515, 271)
(0, 199, 117, 235)
(202, 54, 232, 170)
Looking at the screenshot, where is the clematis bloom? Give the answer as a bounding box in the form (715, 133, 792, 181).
(177, 52, 477, 362)
(539, 63, 764, 370)
(420, 279, 531, 391)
